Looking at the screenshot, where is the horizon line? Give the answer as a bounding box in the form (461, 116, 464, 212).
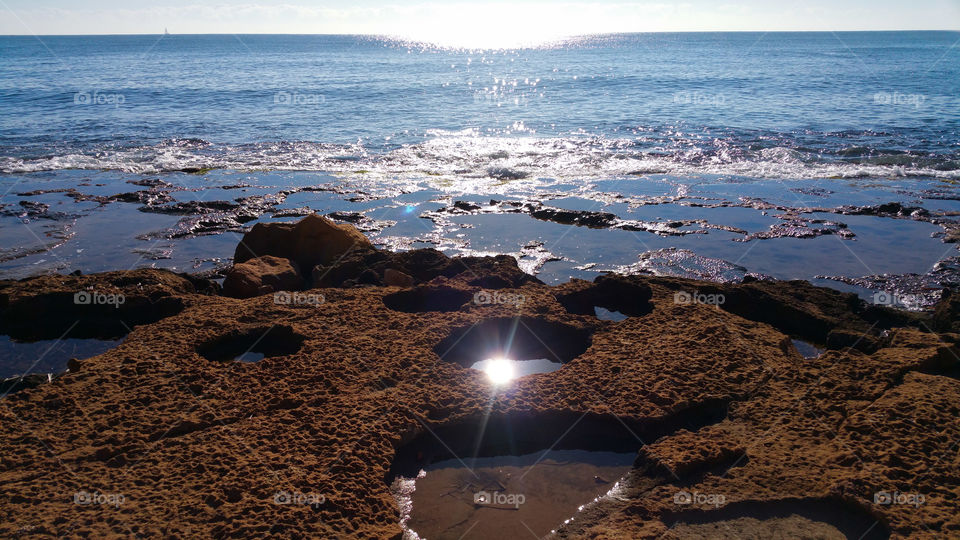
(2, 29, 959, 38)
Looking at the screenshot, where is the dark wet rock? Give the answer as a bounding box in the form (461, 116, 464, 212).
(108, 191, 175, 205)
(234, 214, 373, 273)
(14, 200, 49, 217)
(426, 200, 707, 237)
(737, 197, 785, 211)
(178, 272, 222, 296)
(15, 189, 76, 197)
(738, 216, 854, 241)
(459, 255, 542, 288)
(326, 211, 395, 233)
(314, 249, 440, 288)
(618, 219, 705, 236)
(131, 246, 174, 260)
(933, 288, 960, 333)
(940, 223, 960, 243)
(126, 179, 173, 188)
(841, 202, 930, 219)
(702, 223, 749, 235)
(529, 206, 618, 228)
(818, 257, 960, 311)
(313, 246, 539, 290)
(313, 237, 541, 289)
(617, 248, 761, 284)
(343, 190, 385, 203)
(521, 206, 704, 236)
(234, 193, 286, 217)
(272, 207, 314, 218)
(147, 214, 248, 239)
(680, 277, 924, 345)
(0, 373, 50, 397)
(233, 208, 259, 224)
(177, 167, 214, 174)
(491, 199, 525, 209)
(452, 200, 481, 212)
(140, 200, 240, 215)
(790, 187, 834, 197)
(222, 256, 304, 299)
(327, 211, 365, 223)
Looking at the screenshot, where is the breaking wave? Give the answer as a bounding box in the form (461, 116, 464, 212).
(2, 134, 958, 180)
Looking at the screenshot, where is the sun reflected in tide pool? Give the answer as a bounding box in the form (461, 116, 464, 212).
(471, 357, 561, 385)
(482, 357, 515, 385)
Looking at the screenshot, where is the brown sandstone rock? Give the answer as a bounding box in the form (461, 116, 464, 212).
(233, 213, 373, 272)
(222, 255, 303, 299)
(383, 268, 415, 288)
(312, 247, 539, 289)
(0, 266, 958, 538)
(0, 268, 201, 340)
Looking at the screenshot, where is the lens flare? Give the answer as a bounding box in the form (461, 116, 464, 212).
(483, 358, 515, 385)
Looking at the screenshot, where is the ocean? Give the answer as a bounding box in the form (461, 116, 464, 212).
(0, 31, 958, 306)
(1, 31, 958, 178)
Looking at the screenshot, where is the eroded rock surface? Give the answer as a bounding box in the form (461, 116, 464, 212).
(222, 256, 304, 299)
(233, 213, 373, 271)
(0, 260, 957, 539)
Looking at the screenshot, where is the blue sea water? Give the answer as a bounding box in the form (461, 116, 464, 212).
(0, 31, 958, 178)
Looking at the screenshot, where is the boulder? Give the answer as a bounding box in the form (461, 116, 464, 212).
(383, 268, 415, 288)
(233, 214, 373, 273)
(222, 256, 303, 299)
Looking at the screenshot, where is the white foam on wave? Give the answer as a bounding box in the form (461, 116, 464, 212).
(1, 135, 957, 181)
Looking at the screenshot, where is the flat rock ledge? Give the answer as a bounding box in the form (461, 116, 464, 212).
(0, 258, 958, 538)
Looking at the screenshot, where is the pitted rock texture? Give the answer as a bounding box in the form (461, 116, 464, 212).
(0, 265, 957, 539)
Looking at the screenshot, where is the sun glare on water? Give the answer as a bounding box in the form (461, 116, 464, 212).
(390, 5, 572, 49)
(483, 357, 516, 385)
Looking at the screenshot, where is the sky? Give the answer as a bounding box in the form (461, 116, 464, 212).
(1, 0, 958, 48)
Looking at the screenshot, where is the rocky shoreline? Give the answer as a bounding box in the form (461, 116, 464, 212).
(1, 215, 959, 538)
